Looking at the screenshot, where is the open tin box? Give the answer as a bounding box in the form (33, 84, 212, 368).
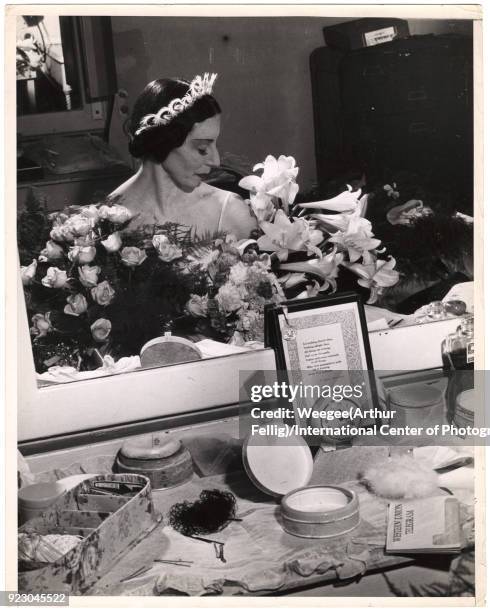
(243, 432, 360, 539)
(18, 474, 161, 594)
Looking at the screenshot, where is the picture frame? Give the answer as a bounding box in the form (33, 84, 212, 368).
(264, 292, 380, 433)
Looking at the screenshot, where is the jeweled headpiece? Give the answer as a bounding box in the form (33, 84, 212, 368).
(135, 72, 218, 136)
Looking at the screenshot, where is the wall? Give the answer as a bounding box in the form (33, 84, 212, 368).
(109, 17, 326, 190)
(108, 17, 473, 190)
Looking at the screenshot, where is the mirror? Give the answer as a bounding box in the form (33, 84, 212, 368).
(15, 13, 474, 391)
(17, 15, 82, 115)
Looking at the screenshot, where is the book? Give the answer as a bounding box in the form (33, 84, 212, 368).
(386, 495, 464, 554)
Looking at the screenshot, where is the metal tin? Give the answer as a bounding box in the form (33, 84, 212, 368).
(116, 438, 193, 490)
(280, 485, 360, 538)
(18, 474, 160, 594)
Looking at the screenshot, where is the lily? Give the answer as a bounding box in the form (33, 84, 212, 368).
(257, 210, 323, 259)
(279, 272, 308, 290)
(344, 252, 399, 304)
(328, 215, 380, 262)
(298, 187, 368, 215)
(279, 248, 344, 292)
(239, 155, 299, 210)
(295, 280, 321, 300)
(249, 192, 276, 223)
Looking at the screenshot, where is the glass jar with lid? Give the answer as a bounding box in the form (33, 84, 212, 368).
(441, 314, 474, 426)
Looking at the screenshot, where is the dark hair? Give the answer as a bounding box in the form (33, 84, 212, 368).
(127, 78, 221, 163)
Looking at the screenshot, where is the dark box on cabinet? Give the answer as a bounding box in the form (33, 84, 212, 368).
(323, 18, 410, 51)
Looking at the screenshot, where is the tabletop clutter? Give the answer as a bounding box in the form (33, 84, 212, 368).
(17, 417, 475, 596)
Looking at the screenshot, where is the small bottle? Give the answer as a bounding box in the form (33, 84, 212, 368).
(442, 314, 474, 426)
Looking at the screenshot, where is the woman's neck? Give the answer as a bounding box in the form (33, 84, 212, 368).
(132, 161, 188, 217)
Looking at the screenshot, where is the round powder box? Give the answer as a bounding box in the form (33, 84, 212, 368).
(280, 485, 360, 539)
(140, 336, 202, 368)
(116, 434, 193, 490)
(243, 433, 360, 538)
(18, 482, 65, 524)
(387, 383, 444, 428)
(242, 433, 313, 497)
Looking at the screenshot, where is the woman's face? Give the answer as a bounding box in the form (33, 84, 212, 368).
(162, 114, 221, 192)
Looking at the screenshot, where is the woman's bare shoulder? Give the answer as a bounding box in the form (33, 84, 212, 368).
(216, 188, 257, 239)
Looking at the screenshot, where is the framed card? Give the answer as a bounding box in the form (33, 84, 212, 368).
(264, 292, 379, 433)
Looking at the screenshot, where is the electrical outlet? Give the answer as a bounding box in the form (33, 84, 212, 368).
(91, 101, 104, 120)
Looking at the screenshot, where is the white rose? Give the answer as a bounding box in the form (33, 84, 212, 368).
(67, 214, 92, 237)
(81, 205, 100, 221)
(39, 240, 65, 262)
(78, 265, 101, 288)
(91, 280, 116, 306)
(68, 245, 97, 264)
(120, 246, 147, 267)
(101, 232, 122, 253)
(152, 234, 183, 262)
(64, 293, 88, 316)
(30, 312, 52, 337)
(100, 204, 132, 225)
(41, 267, 69, 289)
(90, 318, 111, 342)
(49, 225, 66, 243)
(21, 259, 37, 285)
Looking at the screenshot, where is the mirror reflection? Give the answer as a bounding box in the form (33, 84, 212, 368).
(17, 15, 82, 115)
(16, 15, 474, 387)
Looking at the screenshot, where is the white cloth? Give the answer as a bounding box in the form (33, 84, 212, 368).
(37, 355, 141, 384)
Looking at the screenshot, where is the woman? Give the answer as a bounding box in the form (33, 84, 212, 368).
(111, 73, 256, 239)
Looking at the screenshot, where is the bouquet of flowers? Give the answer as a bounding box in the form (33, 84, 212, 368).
(235, 155, 399, 305)
(183, 155, 399, 345)
(19, 154, 399, 374)
(19, 195, 215, 372)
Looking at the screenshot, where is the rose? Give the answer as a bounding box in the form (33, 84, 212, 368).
(60, 223, 76, 243)
(90, 318, 112, 342)
(152, 234, 183, 262)
(216, 283, 245, 313)
(78, 265, 101, 288)
(73, 235, 96, 247)
(99, 204, 133, 225)
(49, 225, 66, 243)
(91, 280, 115, 306)
(68, 245, 97, 264)
(39, 240, 65, 262)
(21, 259, 37, 285)
(64, 293, 88, 316)
(41, 267, 69, 289)
(101, 232, 122, 253)
(81, 205, 100, 221)
(120, 246, 147, 267)
(186, 294, 209, 317)
(30, 312, 52, 337)
(66, 214, 92, 237)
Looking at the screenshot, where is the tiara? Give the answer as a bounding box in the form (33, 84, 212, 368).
(135, 72, 218, 136)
